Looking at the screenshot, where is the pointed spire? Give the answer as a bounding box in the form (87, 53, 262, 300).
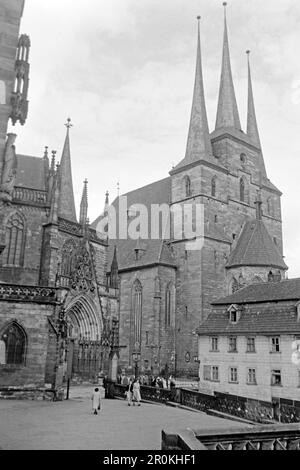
(247, 51, 267, 176)
(79, 179, 88, 226)
(110, 245, 119, 289)
(215, 3, 241, 131)
(104, 191, 109, 214)
(58, 118, 77, 222)
(184, 16, 212, 164)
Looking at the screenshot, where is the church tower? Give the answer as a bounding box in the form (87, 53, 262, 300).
(169, 5, 285, 376)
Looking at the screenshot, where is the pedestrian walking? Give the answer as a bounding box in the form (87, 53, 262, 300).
(126, 379, 133, 406)
(91, 387, 101, 415)
(132, 378, 141, 406)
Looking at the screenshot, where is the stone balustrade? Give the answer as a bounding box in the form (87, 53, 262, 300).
(13, 186, 48, 205)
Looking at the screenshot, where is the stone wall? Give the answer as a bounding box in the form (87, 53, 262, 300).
(118, 265, 176, 374)
(0, 298, 57, 388)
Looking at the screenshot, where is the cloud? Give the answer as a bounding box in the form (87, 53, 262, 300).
(11, 0, 300, 277)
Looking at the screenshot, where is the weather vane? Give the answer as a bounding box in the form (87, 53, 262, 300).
(65, 117, 73, 130)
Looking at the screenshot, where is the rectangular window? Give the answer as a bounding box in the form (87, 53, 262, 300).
(271, 370, 282, 386)
(271, 337, 280, 353)
(229, 367, 238, 383)
(228, 336, 237, 352)
(203, 365, 211, 381)
(247, 368, 257, 385)
(247, 337, 256, 353)
(212, 366, 219, 382)
(210, 337, 219, 352)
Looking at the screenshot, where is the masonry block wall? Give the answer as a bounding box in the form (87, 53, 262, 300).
(118, 265, 176, 375)
(0, 205, 48, 285)
(0, 300, 56, 388)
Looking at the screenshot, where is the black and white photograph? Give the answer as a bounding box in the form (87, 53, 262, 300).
(1, 0, 300, 455)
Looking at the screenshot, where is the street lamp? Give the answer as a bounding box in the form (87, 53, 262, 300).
(132, 351, 141, 379)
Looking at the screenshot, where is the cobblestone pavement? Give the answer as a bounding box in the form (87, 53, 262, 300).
(0, 386, 246, 450)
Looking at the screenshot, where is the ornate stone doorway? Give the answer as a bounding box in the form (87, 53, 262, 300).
(65, 295, 102, 383)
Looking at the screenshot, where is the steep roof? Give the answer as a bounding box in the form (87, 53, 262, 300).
(92, 177, 175, 271)
(215, 4, 241, 131)
(212, 278, 300, 305)
(226, 219, 287, 270)
(197, 300, 300, 336)
(58, 125, 77, 223)
(15, 154, 45, 191)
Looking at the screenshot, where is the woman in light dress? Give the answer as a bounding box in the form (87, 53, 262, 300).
(132, 378, 141, 406)
(91, 387, 101, 415)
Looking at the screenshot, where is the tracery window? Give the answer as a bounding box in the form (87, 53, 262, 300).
(132, 280, 142, 347)
(2, 212, 25, 266)
(211, 177, 217, 197)
(185, 176, 191, 197)
(0, 322, 26, 365)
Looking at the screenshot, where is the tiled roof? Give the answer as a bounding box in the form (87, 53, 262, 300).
(226, 219, 287, 270)
(212, 278, 300, 305)
(197, 305, 300, 335)
(15, 154, 45, 191)
(92, 178, 176, 271)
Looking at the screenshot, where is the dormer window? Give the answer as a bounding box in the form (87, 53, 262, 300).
(228, 305, 240, 324)
(230, 310, 237, 323)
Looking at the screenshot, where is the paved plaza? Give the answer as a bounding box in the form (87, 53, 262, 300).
(0, 386, 246, 450)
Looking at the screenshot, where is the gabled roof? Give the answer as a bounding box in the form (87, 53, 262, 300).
(226, 219, 287, 270)
(212, 278, 300, 306)
(15, 154, 45, 191)
(197, 301, 300, 336)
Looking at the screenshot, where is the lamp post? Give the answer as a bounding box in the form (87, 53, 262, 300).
(132, 350, 141, 379)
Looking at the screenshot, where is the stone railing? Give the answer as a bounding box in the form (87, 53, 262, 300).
(13, 187, 48, 206)
(109, 383, 174, 403)
(58, 218, 106, 245)
(0, 284, 59, 303)
(165, 424, 300, 450)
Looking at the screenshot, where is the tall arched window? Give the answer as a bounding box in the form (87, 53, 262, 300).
(211, 177, 217, 197)
(165, 284, 171, 327)
(3, 212, 26, 266)
(240, 178, 245, 203)
(0, 322, 26, 365)
(132, 280, 142, 347)
(61, 239, 76, 277)
(184, 176, 191, 197)
(267, 197, 273, 216)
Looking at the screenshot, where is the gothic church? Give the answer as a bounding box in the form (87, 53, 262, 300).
(93, 6, 287, 378)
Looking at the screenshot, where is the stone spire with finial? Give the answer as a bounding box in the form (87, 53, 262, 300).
(79, 179, 88, 226)
(57, 118, 77, 222)
(215, 2, 241, 131)
(246, 50, 267, 176)
(183, 16, 212, 166)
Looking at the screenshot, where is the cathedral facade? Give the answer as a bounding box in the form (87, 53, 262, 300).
(0, 0, 119, 397)
(93, 7, 287, 378)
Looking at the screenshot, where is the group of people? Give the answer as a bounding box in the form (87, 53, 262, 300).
(119, 373, 176, 390)
(125, 377, 141, 406)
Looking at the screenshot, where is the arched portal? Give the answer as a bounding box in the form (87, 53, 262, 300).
(65, 296, 102, 382)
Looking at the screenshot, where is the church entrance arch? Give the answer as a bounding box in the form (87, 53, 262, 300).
(65, 296, 102, 382)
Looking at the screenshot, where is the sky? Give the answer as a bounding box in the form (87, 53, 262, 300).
(11, 0, 300, 277)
